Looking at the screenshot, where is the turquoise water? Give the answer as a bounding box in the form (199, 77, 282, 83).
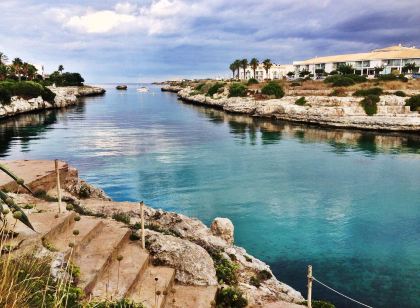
(1, 85, 419, 307)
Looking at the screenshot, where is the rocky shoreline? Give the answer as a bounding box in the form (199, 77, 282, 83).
(0, 86, 105, 120)
(162, 85, 420, 132)
(0, 160, 305, 307)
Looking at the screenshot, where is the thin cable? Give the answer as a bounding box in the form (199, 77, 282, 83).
(312, 276, 374, 308)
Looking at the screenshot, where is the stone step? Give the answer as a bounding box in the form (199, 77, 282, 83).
(3, 211, 74, 248)
(47, 216, 104, 253)
(164, 285, 218, 308)
(129, 266, 175, 308)
(91, 240, 150, 300)
(71, 221, 130, 295)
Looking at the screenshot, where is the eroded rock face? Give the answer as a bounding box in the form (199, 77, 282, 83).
(211, 217, 234, 244)
(146, 233, 218, 286)
(176, 87, 420, 131)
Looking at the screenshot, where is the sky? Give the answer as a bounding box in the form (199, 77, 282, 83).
(0, 0, 419, 83)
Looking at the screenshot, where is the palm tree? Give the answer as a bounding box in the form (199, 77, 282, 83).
(58, 65, 64, 74)
(402, 62, 418, 73)
(233, 59, 241, 79)
(229, 63, 236, 79)
(0, 52, 8, 65)
(12, 58, 23, 81)
(22, 62, 29, 80)
(263, 59, 272, 80)
(250, 58, 259, 79)
(27, 64, 38, 80)
(0, 64, 9, 81)
(240, 59, 248, 80)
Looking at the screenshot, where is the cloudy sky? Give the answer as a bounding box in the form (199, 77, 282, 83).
(1, 0, 419, 82)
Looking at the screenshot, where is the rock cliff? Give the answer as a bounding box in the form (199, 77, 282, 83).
(175, 86, 420, 132)
(0, 86, 105, 119)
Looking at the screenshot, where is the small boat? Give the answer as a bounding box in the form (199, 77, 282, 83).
(116, 85, 127, 90)
(137, 86, 149, 93)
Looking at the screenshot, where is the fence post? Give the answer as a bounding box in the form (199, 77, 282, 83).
(307, 265, 313, 308)
(55, 160, 62, 213)
(140, 201, 145, 249)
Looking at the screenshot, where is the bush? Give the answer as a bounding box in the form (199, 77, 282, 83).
(48, 72, 84, 86)
(12, 81, 43, 98)
(249, 276, 261, 287)
(216, 287, 247, 308)
(332, 77, 355, 87)
(353, 87, 383, 97)
(207, 82, 224, 97)
(394, 91, 406, 97)
(261, 81, 284, 98)
(214, 256, 239, 285)
(257, 269, 272, 280)
(405, 95, 420, 112)
(290, 82, 301, 87)
(295, 97, 306, 106)
(377, 74, 408, 82)
(247, 78, 259, 85)
(324, 74, 366, 85)
(329, 88, 347, 97)
(86, 299, 145, 308)
(194, 83, 205, 92)
(360, 95, 379, 116)
(41, 87, 56, 103)
(112, 211, 131, 224)
(229, 83, 247, 97)
(0, 87, 11, 105)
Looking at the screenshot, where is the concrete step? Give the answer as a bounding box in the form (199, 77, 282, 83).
(129, 266, 175, 308)
(91, 240, 150, 300)
(3, 211, 74, 249)
(47, 216, 104, 253)
(71, 221, 130, 295)
(164, 285, 218, 308)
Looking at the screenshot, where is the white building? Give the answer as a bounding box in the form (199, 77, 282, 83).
(239, 63, 294, 81)
(293, 44, 420, 77)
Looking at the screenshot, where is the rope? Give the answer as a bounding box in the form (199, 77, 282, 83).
(312, 276, 374, 308)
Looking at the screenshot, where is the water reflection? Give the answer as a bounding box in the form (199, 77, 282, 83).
(0, 104, 86, 157)
(185, 103, 420, 155)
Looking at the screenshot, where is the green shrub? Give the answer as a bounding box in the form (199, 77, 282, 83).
(41, 87, 56, 103)
(377, 74, 408, 82)
(394, 91, 406, 97)
(329, 88, 347, 97)
(324, 74, 365, 85)
(290, 81, 301, 87)
(211, 252, 239, 285)
(112, 211, 131, 224)
(405, 95, 420, 112)
(207, 82, 224, 97)
(229, 83, 247, 97)
(295, 97, 306, 106)
(261, 81, 284, 98)
(346, 74, 367, 83)
(249, 276, 261, 287)
(12, 81, 43, 99)
(247, 78, 259, 85)
(47, 72, 84, 86)
(360, 95, 379, 116)
(194, 83, 205, 92)
(85, 299, 145, 308)
(0, 87, 11, 105)
(332, 77, 355, 87)
(216, 287, 247, 308)
(257, 269, 272, 280)
(353, 87, 383, 97)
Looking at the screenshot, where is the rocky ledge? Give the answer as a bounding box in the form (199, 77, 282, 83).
(174, 86, 420, 132)
(0, 160, 304, 307)
(0, 86, 105, 120)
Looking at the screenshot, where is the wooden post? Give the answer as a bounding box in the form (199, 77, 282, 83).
(140, 201, 145, 249)
(307, 265, 313, 308)
(55, 160, 62, 213)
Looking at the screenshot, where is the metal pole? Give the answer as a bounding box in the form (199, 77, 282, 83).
(55, 160, 62, 213)
(307, 265, 313, 308)
(140, 201, 145, 249)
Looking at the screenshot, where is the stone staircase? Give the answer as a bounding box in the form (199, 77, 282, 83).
(5, 210, 217, 307)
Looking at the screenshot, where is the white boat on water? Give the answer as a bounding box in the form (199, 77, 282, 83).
(137, 86, 149, 93)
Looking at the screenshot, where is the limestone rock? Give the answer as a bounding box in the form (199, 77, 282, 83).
(146, 233, 217, 286)
(211, 217, 234, 244)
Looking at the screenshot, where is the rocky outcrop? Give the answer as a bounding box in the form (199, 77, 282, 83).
(0, 86, 105, 120)
(146, 233, 218, 286)
(211, 217, 234, 245)
(176, 87, 420, 132)
(161, 85, 183, 93)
